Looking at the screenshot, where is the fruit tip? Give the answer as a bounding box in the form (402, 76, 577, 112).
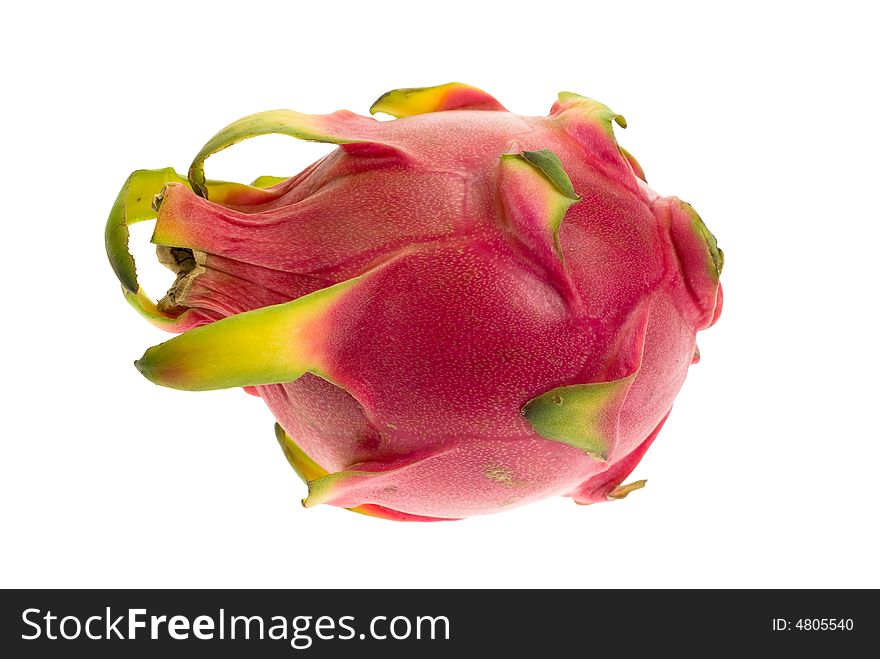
(133, 351, 163, 386)
(608, 479, 648, 500)
(133, 356, 149, 379)
(586, 449, 609, 463)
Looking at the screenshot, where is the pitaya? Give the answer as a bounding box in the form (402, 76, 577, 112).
(105, 83, 723, 521)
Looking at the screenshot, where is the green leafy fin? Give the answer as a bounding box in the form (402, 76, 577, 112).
(188, 109, 408, 198)
(370, 82, 506, 117)
(498, 148, 581, 306)
(134, 276, 362, 391)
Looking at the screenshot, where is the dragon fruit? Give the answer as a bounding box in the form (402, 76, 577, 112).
(105, 83, 722, 521)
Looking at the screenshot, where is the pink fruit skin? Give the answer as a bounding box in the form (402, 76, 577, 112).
(124, 87, 722, 520)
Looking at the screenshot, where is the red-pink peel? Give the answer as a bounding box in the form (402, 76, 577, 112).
(106, 83, 723, 521)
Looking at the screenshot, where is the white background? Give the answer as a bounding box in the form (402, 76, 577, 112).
(2, 1, 878, 589)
